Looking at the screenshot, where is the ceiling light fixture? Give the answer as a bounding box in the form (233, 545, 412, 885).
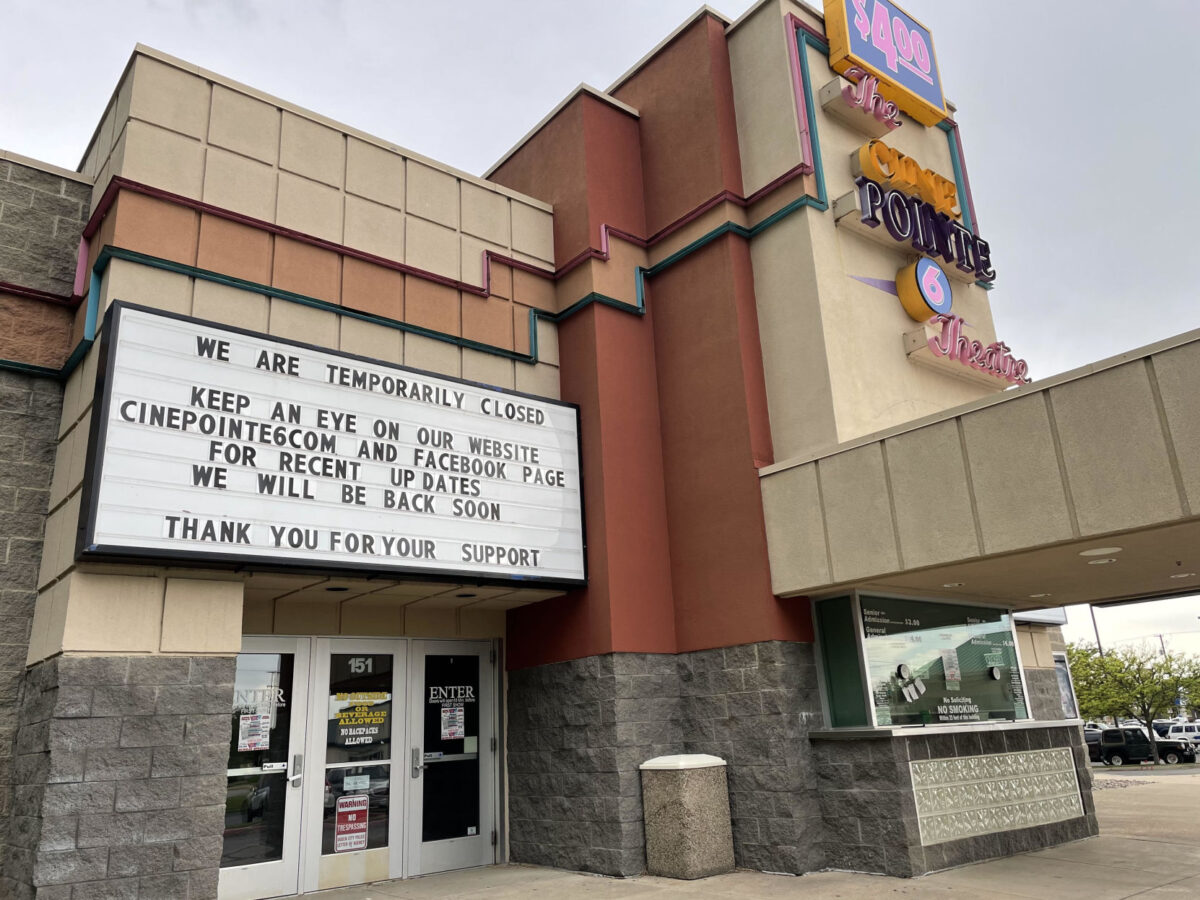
(1169, 573, 1196, 579)
(942, 582, 964, 588)
(1079, 547, 1123, 557)
(1086, 558, 1117, 566)
(1028, 593, 1052, 599)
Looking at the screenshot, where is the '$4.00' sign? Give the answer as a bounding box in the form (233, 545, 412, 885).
(851, 0, 934, 85)
(823, 0, 947, 126)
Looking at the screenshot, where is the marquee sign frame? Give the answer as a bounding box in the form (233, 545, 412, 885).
(77, 302, 588, 588)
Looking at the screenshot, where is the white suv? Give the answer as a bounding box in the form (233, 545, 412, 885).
(1166, 723, 1200, 745)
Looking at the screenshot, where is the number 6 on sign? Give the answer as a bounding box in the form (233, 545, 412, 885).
(920, 260, 947, 309)
(896, 258, 953, 322)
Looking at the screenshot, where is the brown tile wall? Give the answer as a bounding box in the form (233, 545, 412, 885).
(93, 189, 550, 362)
(0, 295, 73, 370)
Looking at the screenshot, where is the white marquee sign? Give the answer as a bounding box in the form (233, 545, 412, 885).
(80, 303, 586, 585)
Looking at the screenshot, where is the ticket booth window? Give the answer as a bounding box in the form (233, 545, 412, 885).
(815, 594, 1031, 728)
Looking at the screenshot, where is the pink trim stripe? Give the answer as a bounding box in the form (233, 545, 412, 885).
(947, 120, 981, 234)
(784, 14, 819, 176)
(556, 162, 813, 280)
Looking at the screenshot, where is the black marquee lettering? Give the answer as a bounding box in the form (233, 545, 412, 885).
(196, 336, 230, 361)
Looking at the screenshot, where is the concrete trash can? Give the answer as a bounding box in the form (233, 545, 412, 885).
(639, 754, 734, 879)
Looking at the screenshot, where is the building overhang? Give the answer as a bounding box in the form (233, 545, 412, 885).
(760, 328, 1200, 609)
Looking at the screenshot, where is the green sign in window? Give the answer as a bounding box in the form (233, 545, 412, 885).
(860, 596, 1028, 726)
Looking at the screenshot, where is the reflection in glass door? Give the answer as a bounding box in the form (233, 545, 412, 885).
(303, 639, 406, 892)
(407, 641, 495, 876)
(219, 637, 310, 900)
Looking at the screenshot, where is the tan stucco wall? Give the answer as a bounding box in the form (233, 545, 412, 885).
(727, 0, 807, 197)
(243, 591, 507, 641)
(746, 209, 839, 453)
(27, 573, 245, 662)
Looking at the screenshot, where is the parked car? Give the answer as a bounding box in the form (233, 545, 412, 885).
(1166, 723, 1200, 745)
(1100, 728, 1196, 766)
(1083, 728, 1102, 762)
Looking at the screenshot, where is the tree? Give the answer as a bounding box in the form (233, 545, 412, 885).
(1066, 643, 1121, 723)
(1183, 665, 1200, 719)
(1066, 642, 1200, 764)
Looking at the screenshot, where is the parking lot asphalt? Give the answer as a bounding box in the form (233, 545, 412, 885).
(315, 770, 1200, 899)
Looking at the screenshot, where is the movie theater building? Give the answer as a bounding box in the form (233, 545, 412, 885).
(4, 0, 1200, 896)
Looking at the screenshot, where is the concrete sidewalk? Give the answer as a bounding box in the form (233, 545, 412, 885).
(318, 770, 1200, 899)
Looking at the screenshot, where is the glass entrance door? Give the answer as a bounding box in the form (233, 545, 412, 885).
(219, 636, 310, 900)
(302, 639, 407, 892)
(220, 637, 496, 898)
(406, 641, 496, 876)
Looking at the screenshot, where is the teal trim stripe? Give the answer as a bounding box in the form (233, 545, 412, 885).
(937, 122, 994, 290)
(0, 359, 61, 378)
(937, 120, 974, 234)
(794, 31, 830, 209)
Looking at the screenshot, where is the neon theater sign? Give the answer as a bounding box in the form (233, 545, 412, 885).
(927, 314, 1030, 385)
(841, 67, 902, 130)
(896, 258, 1029, 386)
(853, 140, 996, 283)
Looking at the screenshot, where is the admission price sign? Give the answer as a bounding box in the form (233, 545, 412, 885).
(824, 0, 947, 125)
(79, 303, 585, 584)
(860, 596, 1028, 726)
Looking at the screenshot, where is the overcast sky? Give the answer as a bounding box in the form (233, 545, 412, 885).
(5, 0, 1198, 658)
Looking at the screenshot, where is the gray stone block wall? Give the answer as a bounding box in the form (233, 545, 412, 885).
(1024, 667, 1068, 721)
(811, 734, 922, 875)
(2, 655, 235, 899)
(677, 643, 824, 873)
(507, 653, 680, 876)
(0, 158, 91, 296)
(0, 371, 62, 890)
(812, 722, 1097, 877)
(506, 642, 825, 877)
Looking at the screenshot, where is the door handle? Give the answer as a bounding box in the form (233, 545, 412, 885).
(290, 753, 304, 788)
(411, 747, 425, 779)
